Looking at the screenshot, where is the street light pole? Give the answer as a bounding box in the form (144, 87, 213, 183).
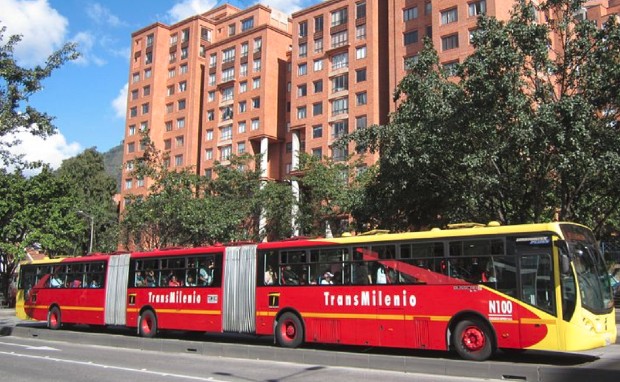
(77, 210, 94, 253)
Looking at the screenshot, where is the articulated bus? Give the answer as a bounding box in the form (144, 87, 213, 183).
(16, 222, 616, 361)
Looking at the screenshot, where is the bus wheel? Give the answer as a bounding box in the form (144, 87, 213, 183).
(276, 312, 304, 348)
(453, 318, 493, 361)
(139, 310, 158, 338)
(47, 307, 62, 330)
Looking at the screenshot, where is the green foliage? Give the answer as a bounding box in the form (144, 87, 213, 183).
(0, 25, 79, 167)
(56, 148, 120, 253)
(345, 0, 620, 235)
(294, 153, 374, 236)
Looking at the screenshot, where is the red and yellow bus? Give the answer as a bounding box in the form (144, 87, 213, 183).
(16, 222, 616, 361)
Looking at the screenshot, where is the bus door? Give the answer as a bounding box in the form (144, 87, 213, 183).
(514, 236, 559, 349)
(105, 254, 130, 326)
(222, 245, 257, 333)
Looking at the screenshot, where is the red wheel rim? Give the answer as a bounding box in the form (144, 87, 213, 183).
(141, 316, 152, 334)
(461, 326, 485, 351)
(281, 320, 296, 341)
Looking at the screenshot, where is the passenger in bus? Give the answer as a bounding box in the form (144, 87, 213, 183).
(49, 273, 62, 288)
(199, 261, 215, 286)
(185, 275, 196, 286)
(89, 277, 100, 288)
(168, 275, 181, 287)
(135, 271, 145, 287)
(376, 264, 388, 284)
(264, 265, 275, 285)
(70, 278, 82, 288)
(145, 269, 156, 287)
(354, 261, 371, 285)
(321, 272, 334, 285)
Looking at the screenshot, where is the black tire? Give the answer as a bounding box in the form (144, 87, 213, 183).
(452, 318, 494, 361)
(138, 310, 158, 338)
(275, 312, 304, 348)
(47, 306, 62, 330)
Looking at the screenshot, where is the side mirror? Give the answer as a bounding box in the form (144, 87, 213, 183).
(556, 240, 572, 275)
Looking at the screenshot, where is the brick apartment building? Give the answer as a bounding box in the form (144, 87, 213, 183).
(120, 0, 620, 211)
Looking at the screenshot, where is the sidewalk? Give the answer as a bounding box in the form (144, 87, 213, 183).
(0, 307, 17, 335)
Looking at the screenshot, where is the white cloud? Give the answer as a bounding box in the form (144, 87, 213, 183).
(72, 31, 106, 66)
(112, 83, 128, 119)
(261, 0, 304, 15)
(85, 3, 124, 27)
(167, 0, 218, 23)
(0, 0, 69, 67)
(3, 129, 82, 175)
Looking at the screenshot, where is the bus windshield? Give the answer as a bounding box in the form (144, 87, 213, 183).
(561, 224, 614, 313)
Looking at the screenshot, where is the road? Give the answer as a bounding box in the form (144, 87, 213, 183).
(1, 308, 619, 382)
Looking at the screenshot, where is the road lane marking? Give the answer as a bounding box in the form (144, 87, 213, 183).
(0, 341, 60, 351)
(0, 351, 227, 381)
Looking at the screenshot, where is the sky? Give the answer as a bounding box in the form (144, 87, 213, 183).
(1, 0, 316, 170)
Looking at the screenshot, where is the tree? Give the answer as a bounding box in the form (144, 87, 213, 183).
(0, 25, 79, 167)
(293, 153, 375, 237)
(345, 0, 620, 235)
(56, 148, 120, 253)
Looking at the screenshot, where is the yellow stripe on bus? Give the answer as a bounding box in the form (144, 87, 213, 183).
(126, 307, 220, 315)
(257, 311, 452, 322)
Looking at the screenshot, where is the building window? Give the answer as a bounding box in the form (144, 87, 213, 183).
(443, 61, 459, 76)
(239, 101, 247, 113)
(356, 92, 367, 106)
(206, 129, 213, 141)
(298, 84, 307, 97)
(125, 179, 133, 190)
(332, 74, 348, 93)
(175, 155, 183, 166)
(168, 68, 176, 78)
(253, 37, 262, 53)
(140, 121, 148, 132)
(240, 63, 248, 77)
(239, 81, 247, 93)
(175, 136, 184, 147)
(253, 59, 261, 72)
(313, 102, 323, 116)
(208, 90, 215, 102)
(404, 6, 419, 21)
(222, 86, 234, 101)
(297, 106, 307, 119)
(299, 21, 308, 37)
(221, 106, 233, 120)
(241, 42, 249, 57)
(442, 34, 459, 50)
(332, 147, 348, 162)
(143, 85, 150, 96)
(177, 117, 185, 129)
(252, 77, 261, 89)
(331, 8, 348, 27)
(469, 1, 486, 16)
(220, 145, 232, 161)
(220, 125, 232, 140)
(144, 68, 152, 79)
(314, 38, 323, 53)
(298, 43, 307, 58)
(313, 79, 323, 93)
(167, 85, 174, 96)
(237, 142, 246, 154)
(252, 97, 260, 109)
(222, 67, 235, 82)
(127, 142, 135, 153)
(181, 28, 189, 42)
(332, 120, 348, 138)
(179, 81, 187, 92)
(129, 107, 137, 118)
(426, 25, 433, 37)
(311, 148, 322, 158)
(404, 30, 419, 45)
(356, 68, 367, 82)
(315, 15, 324, 32)
(170, 34, 178, 45)
(177, 99, 186, 110)
(238, 121, 246, 133)
(356, 25, 366, 40)
(169, 51, 177, 63)
(425, 2, 432, 15)
(331, 52, 348, 70)
(331, 30, 348, 48)
(207, 110, 215, 121)
(223, 47, 235, 63)
(201, 27, 211, 41)
(251, 118, 259, 130)
(144, 52, 152, 65)
(128, 125, 136, 136)
(298, 63, 307, 76)
(204, 168, 212, 179)
(181, 47, 188, 60)
(132, 72, 139, 83)
(228, 24, 236, 36)
(165, 121, 172, 131)
(312, 125, 323, 138)
(356, 2, 366, 19)
(356, 45, 367, 59)
(313, 59, 324, 72)
(209, 73, 216, 86)
(209, 53, 217, 67)
(405, 55, 419, 69)
(441, 7, 458, 24)
(241, 17, 254, 31)
(331, 97, 348, 116)
(356, 115, 367, 129)
(205, 148, 213, 160)
(131, 89, 139, 100)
